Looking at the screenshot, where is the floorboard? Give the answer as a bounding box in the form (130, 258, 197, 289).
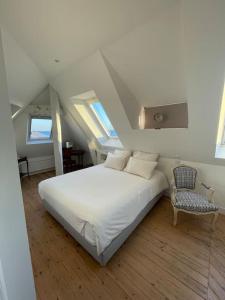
(21, 172, 225, 300)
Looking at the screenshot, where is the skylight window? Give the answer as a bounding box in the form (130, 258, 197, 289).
(27, 117, 53, 144)
(90, 102, 118, 138)
(71, 90, 123, 148)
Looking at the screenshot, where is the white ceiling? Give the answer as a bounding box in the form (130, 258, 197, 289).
(1, 29, 47, 106)
(0, 0, 178, 78)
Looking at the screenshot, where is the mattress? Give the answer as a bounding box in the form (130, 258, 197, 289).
(39, 164, 168, 254)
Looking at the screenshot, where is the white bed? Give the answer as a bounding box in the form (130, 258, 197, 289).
(39, 164, 168, 257)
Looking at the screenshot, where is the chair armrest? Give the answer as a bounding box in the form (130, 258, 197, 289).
(170, 180, 177, 205)
(200, 182, 215, 202)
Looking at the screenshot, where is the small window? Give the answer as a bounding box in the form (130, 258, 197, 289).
(28, 117, 53, 143)
(90, 102, 118, 138)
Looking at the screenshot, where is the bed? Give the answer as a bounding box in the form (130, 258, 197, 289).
(38, 164, 168, 265)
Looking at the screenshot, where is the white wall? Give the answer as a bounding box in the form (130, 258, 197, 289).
(13, 84, 89, 173)
(101, 0, 225, 167)
(13, 87, 54, 159)
(102, 2, 185, 107)
(50, 87, 63, 175)
(1, 29, 47, 107)
(50, 51, 130, 160)
(0, 29, 36, 300)
(13, 86, 57, 174)
(51, 1, 225, 166)
(51, 51, 131, 134)
(51, 1, 225, 209)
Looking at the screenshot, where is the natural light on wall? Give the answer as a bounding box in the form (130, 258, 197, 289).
(215, 83, 225, 158)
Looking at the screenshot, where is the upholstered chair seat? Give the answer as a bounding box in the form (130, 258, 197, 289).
(175, 191, 218, 213)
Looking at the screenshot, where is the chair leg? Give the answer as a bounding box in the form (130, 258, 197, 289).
(173, 208, 178, 226)
(212, 212, 219, 230)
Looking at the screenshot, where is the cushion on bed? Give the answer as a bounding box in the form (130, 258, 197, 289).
(133, 151, 159, 162)
(104, 153, 127, 171)
(114, 149, 131, 167)
(124, 157, 158, 179)
(114, 149, 131, 158)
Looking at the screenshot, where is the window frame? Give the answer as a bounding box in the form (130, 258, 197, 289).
(220, 118, 225, 145)
(27, 115, 53, 144)
(222, 129, 225, 145)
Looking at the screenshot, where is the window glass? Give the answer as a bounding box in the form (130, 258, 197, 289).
(29, 118, 52, 141)
(90, 102, 118, 137)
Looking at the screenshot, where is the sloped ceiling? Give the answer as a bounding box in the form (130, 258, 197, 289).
(49, 0, 225, 168)
(2, 0, 225, 168)
(0, 0, 179, 78)
(102, 2, 185, 107)
(1, 29, 47, 107)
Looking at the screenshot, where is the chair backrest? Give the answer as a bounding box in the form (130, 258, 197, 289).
(173, 165, 197, 190)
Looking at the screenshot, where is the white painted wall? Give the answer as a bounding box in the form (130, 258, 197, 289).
(0, 0, 178, 78)
(102, 2, 185, 107)
(13, 84, 88, 173)
(51, 1, 225, 165)
(101, 0, 225, 167)
(0, 29, 36, 300)
(50, 50, 131, 164)
(13, 87, 54, 159)
(51, 1, 225, 208)
(51, 51, 130, 135)
(1, 29, 47, 107)
(50, 87, 63, 175)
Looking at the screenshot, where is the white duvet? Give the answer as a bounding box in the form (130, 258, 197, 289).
(39, 164, 168, 254)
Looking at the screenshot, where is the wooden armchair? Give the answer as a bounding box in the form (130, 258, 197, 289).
(171, 165, 219, 230)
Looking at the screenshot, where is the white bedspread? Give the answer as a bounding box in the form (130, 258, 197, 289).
(39, 164, 168, 254)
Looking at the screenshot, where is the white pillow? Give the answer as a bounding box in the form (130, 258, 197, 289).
(124, 157, 157, 179)
(114, 149, 132, 157)
(133, 151, 159, 162)
(104, 153, 127, 171)
(114, 149, 131, 167)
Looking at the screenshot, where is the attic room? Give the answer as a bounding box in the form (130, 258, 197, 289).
(1, 1, 225, 299)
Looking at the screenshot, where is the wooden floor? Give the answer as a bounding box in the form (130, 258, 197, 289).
(21, 172, 225, 300)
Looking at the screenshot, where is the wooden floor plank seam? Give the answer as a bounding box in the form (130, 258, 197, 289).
(21, 172, 225, 300)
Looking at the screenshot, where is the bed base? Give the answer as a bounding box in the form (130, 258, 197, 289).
(42, 192, 163, 266)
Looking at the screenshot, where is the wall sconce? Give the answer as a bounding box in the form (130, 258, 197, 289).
(139, 103, 188, 129)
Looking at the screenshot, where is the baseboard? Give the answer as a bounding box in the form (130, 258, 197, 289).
(219, 207, 225, 215)
(26, 167, 55, 177)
